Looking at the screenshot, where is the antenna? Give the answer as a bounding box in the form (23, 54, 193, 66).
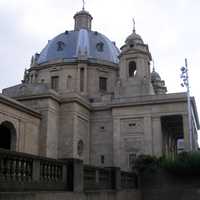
(132, 18, 135, 32)
(82, 0, 85, 10)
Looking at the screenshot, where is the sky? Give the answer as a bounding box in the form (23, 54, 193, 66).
(0, 0, 200, 139)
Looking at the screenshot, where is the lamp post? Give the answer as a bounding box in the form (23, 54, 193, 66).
(180, 58, 192, 151)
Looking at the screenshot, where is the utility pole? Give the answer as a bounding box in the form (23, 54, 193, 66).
(180, 58, 192, 151)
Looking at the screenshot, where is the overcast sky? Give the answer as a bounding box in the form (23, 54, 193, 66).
(0, 0, 200, 139)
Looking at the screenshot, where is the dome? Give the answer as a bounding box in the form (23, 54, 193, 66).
(35, 9, 120, 65)
(125, 31, 144, 45)
(151, 70, 161, 81)
(74, 9, 92, 19)
(37, 29, 120, 65)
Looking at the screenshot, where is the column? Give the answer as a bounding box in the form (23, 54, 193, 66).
(61, 158, 84, 192)
(143, 116, 153, 155)
(152, 116, 162, 157)
(113, 117, 121, 167)
(84, 65, 87, 94)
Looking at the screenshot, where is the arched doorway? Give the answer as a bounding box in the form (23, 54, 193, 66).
(0, 121, 16, 150)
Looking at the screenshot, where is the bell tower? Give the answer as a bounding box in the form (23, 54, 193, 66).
(117, 20, 154, 97)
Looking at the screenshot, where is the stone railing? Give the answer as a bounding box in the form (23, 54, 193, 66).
(84, 165, 113, 190)
(121, 171, 138, 189)
(0, 149, 67, 192)
(84, 165, 138, 191)
(0, 149, 137, 192)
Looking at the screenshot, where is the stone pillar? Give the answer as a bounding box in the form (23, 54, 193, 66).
(144, 116, 153, 155)
(113, 167, 121, 190)
(152, 116, 162, 157)
(78, 63, 87, 94)
(106, 167, 121, 190)
(61, 158, 83, 192)
(113, 117, 121, 167)
(77, 66, 80, 92)
(183, 114, 190, 151)
(73, 114, 78, 158)
(18, 119, 25, 152)
(32, 159, 40, 182)
(84, 65, 87, 94)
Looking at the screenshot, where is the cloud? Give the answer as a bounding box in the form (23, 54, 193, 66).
(0, 1, 200, 144)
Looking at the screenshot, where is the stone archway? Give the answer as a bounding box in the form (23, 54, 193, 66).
(0, 121, 16, 150)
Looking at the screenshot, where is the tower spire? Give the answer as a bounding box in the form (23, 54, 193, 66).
(132, 18, 136, 32)
(152, 59, 155, 72)
(82, 0, 85, 10)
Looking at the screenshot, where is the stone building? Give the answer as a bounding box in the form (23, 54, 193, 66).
(0, 8, 199, 171)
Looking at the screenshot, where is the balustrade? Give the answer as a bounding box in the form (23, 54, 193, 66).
(0, 149, 67, 191)
(0, 149, 137, 192)
(121, 171, 137, 189)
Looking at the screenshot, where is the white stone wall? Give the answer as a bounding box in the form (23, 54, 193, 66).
(35, 63, 118, 99)
(20, 98, 59, 158)
(90, 110, 113, 167)
(87, 65, 118, 98)
(0, 102, 40, 155)
(112, 100, 188, 171)
(36, 64, 78, 93)
(58, 102, 74, 158)
(58, 102, 90, 164)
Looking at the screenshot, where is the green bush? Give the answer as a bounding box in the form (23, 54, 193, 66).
(134, 154, 159, 173)
(160, 152, 200, 175)
(134, 152, 200, 175)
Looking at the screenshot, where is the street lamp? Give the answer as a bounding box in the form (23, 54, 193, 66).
(180, 58, 192, 151)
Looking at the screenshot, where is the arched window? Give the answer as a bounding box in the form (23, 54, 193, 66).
(96, 42, 104, 52)
(77, 140, 84, 156)
(80, 68, 84, 92)
(67, 75, 72, 90)
(0, 121, 16, 150)
(57, 41, 65, 51)
(129, 61, 137, 77)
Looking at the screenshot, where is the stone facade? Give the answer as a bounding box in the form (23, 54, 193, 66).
(0, 94, 41, 154)
(0, 8, 199, 171)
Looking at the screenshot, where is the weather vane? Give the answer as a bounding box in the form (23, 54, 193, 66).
(82, 0, 85, 10)
(132, 18, 135, 32)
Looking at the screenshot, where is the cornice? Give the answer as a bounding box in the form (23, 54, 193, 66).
(0, 94, 41, 119)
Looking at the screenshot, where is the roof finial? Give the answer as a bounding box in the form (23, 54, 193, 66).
(82, 0, 85, 10)
(132, 18, 135, 32)
(152, 59, 155, 72)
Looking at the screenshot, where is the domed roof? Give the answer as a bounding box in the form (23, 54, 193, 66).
(74, 9, 92, 18)
(125, 31, 143, 45)
(37, 30, 120, 65)
(125, 19, 144, 45)
(151, 70, 161, 81)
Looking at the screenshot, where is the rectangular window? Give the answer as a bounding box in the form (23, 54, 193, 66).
(99, 77, 107, 91)
(128, 153, 136, 169)
(100, 155, 105, 164)
(51, 76, 59, 91)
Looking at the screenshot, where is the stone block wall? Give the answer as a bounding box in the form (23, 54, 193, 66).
(90, 110, 113, 167)
(0, 97, 41, 155)
(0, 190, 141, 200)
